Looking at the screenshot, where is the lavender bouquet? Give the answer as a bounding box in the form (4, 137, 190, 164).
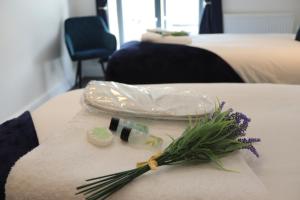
(77, 102, 260, 200)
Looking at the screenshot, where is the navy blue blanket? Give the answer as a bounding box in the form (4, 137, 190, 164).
(0, 112, 39, 200)
(106, 41, 243, 84)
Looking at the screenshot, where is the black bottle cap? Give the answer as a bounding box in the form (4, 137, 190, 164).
(109, 117, 120, 131)
(120, 127, 132, 142)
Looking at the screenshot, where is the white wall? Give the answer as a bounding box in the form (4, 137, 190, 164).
(0, 0, 75, 123)
(223, 0, 300, 31)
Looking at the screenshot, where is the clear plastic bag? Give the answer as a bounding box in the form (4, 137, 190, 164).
(83, 81, 214, 120)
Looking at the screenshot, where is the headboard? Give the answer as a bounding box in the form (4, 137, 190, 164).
(223, 13, 295, 33)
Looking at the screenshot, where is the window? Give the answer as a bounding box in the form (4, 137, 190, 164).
(122, 0, 156, 42)
(108, 0, 204, 45)
(162, 0, 200, 34)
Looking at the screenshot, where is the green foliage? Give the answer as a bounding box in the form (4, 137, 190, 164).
(170, 31, 189, 36)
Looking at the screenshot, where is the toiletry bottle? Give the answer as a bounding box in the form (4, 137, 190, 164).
(120, 127, 163, 150)
(109, 117, 148, 135)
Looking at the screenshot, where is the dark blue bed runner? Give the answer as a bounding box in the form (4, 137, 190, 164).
(106, 41, 243, 84)
(0, 112, 39, 200)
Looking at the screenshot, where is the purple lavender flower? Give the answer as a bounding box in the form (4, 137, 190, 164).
(238, 138, 261, 144)
(238, 138, 261, 157)
(245, 145, 260, 158)
(229, 112, 251, 136)
(216, 101, 260, 158)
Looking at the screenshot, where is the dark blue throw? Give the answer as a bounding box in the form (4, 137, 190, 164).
(296, 27, 300, 41)
(106, 41, 243, 84)
(0, 112, 39, 200)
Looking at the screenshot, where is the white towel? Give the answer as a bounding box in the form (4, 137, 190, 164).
(6, 109, 269, 200)
(141, 32, 192, 45)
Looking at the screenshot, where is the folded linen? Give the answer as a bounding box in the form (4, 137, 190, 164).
(141, 32, 192, 45)
(6, 109, 269, 200)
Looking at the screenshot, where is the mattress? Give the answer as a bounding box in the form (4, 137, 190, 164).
(140, 33, 300, 84)
(5, 83, 300, 200)
(190, 34, 300, 84)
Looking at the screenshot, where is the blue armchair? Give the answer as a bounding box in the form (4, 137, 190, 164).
(65, 16, 117, 87)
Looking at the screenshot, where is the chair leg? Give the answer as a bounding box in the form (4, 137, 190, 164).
(76, 60, 82, 88)
(99, 59, 106, 80)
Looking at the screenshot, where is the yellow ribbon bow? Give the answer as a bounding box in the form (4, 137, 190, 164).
(136, 152, 162, 170)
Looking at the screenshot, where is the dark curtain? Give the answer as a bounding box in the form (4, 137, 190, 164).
(199, 0, 223, 34)
(96, 0, 109, 28)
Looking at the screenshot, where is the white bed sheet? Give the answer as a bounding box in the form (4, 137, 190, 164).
(142, 33, 300, 84)
(190, 34, 300, 84)
(9, 83, 300, 200)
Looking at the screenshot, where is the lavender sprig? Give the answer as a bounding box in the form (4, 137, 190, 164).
(77, 101, 261, 199)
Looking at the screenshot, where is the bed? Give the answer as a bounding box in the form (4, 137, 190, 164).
(2, 82, 300, 200)
(106, 33, 300, 84)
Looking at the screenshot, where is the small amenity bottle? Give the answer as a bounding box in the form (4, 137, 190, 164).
(109, 117, 148, 135)
(120, 127, 163, 150)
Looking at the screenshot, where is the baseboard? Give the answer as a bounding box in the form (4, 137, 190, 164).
(2, 80, 72, 123)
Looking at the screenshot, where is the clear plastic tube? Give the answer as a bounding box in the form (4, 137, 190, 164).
(120, 127, 163, 150)
(109, 117, 148, 135)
